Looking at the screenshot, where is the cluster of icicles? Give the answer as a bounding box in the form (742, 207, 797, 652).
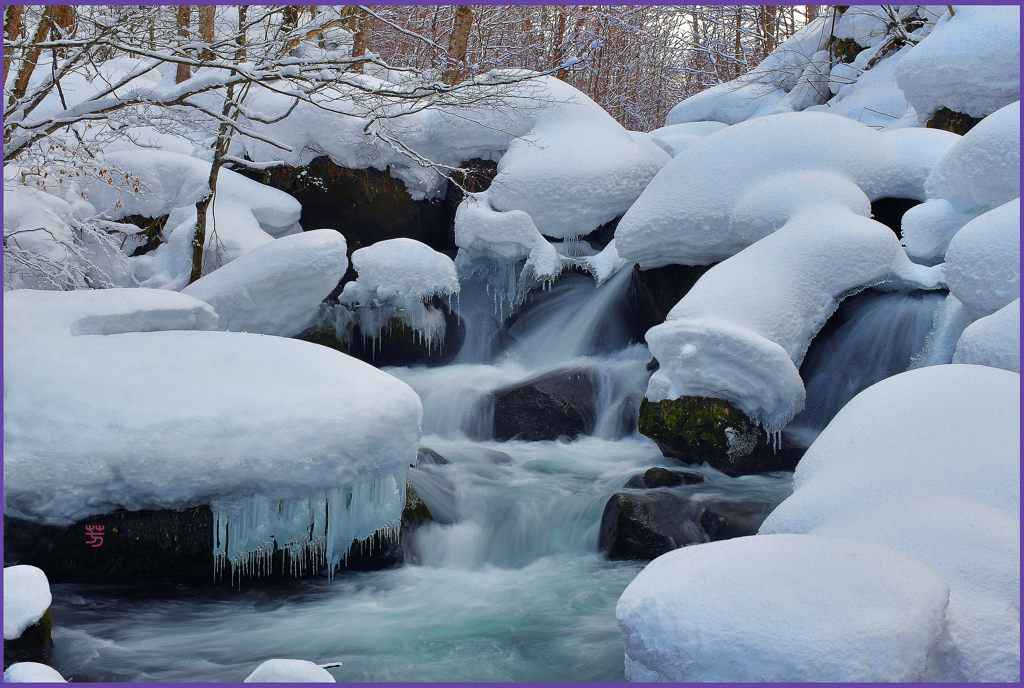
(211, 470, 406, 585)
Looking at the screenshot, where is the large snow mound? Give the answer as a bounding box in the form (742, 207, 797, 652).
(953, 298, 1021, 374)
(182, 230, 348, 337)
(615, 111, 956, 268)
(760, 364, 1020, 535)
(942, 198, 1020, 318)
(895, 6, 1020, 120)
(342, 237, 459, 305)
(4, 289, 422, 523)
(811, 496, 1020, 682)
(643, 207, 942, 431)
(3, 566, 51, 640)
(616, 534, 950, 682)
(244, 659, 336, 683)
(3, 663, 67, 683)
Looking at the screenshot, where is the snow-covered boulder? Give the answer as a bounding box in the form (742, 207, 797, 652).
(615, 111, 956, 268)
(759, 364, 1020, 535)
(811, 496, 1020, 682)
(646, 121, 728, 157)
(616, 534, 950, 682)
(4, 288, 422, 575)
(643, 207, 941, 432)
(3, 566, 51, 641)
(182, 229, 348, 337)
(3, 663, 67, 683)
(895, 6, 1020, 121)
(244, 659, 336, 682)
(942, 198, 1020, 318)
(953, 298, 1020, 373)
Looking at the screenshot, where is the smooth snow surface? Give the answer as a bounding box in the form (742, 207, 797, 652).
(943, 198, 1020, 319)
(953, 298, 1021, 373)
(182, 230, 348, 337)
(244, 659, 336, 682)
(811, 496, 1020, 682)
(615, 111, 954, 268)
(616, 534, 950, 682)
(4, 288, 422, 524)
(895, 6, 1020, 120)
(3, 566, 52, 640)
(645, 121, 729, 157)
(643, 208, 943, 432)
(760, 364, 1020, 535)
(2, 663, 67, 683)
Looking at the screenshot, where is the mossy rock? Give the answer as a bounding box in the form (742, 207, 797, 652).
(3, 610, 53, 670)
(402, 480, 433, 529)
(637, 396, 803, 476)
(927, 107, 983, 135)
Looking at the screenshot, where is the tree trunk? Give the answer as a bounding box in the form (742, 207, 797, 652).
(189, 85, 236, 285)
(236, 5, 247, 61)
(3, 5, 23, 79)
(445, 5, 473, 84)
(9, 7, 53, 106)
(176, 5, 191, 84)
(198, 5, 215, 60)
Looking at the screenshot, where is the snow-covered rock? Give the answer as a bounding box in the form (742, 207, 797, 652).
(615, 111, 956, 268)
(244, 659, 336, 682)
(616, 533, 950, 682)
(3, 566, 51, 640)
(895, 6, 1020, 121)
(646, 121, 728, 157)
(4, 287, 422, 572)
(942, 198, 1020, 318)
(182, 230, 348, 337)
(811, 496, 1020, 682)
(3, 663, 67, 683)
(243, 659, 335, 679)
(953, 298, 1020, 373)
(759, 364, 1020, 535)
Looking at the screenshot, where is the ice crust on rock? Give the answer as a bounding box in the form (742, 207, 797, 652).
(182, 229, 348, 337)
(943, 198, 1020, 319)
(643, 205, 943, 432)
(3, 566, 52, 640)
(244, 659, 336, 682)
(615, 534, 950, 682)
(760, 364, 1020, 535)
(953, 298, 1020, 374)
(895, 6, 1020, 121)
(811, 496, 1020, 682)
(327, 237, 460, 350)
(3, 663, 67, 683)
(4, 288, 421, 578)
(615, 111, 956, 269)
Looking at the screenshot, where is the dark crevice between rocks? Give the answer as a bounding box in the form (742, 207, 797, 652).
(927, 107, 983, 135)
(632, 263, 716, 330)
(3, 610, 53, 670)
(871, 197, 921, 238)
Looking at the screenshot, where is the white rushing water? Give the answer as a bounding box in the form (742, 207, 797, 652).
(47, 266, 798, 682)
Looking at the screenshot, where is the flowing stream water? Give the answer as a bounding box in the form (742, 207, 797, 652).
(43, 270, 935, 683)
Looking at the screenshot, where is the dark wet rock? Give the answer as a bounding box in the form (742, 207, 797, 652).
(699, 502, 777, 541)
(623, 466, 705, 489)
(3, 610, 53, 670)
(927, 107, 983, 135)
(633, 263, 716, 328)
(492, 367, 599, 441)
(415, 447, 451, 466)
(598, 492, 705, 561)
(830, 35, 865, 64)
(637, 396, 804, 476)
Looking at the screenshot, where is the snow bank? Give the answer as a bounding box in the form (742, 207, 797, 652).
(182, 230, 348, 337)
(895, 6, 1020, 121)
(3, 566, 51, 640)
(3, 663, 67, 683)
(615, 111, 955, 268)
(616, 534, 950, 682)
(811, 496, 1020, 682)
(760, 364, 1020, 535)
(646, 121, 728, 157)
(942, 198, 1020, 318)
(953, 299, 1020, 373)
(245, 659, 336, 682)
(643, 207, 942, 432)
(665, 17, 833, 125)
(4, 288, 422, 526)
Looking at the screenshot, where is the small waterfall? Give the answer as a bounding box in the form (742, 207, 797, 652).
(785, 289, 944, 445)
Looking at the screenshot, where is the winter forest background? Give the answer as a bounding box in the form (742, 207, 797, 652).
(3, 4, 1020, 684)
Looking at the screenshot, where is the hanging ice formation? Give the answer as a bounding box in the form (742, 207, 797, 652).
(211, 468, 406, 584)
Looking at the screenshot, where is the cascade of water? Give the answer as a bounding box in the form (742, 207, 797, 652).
(785, 289, 944, 444)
